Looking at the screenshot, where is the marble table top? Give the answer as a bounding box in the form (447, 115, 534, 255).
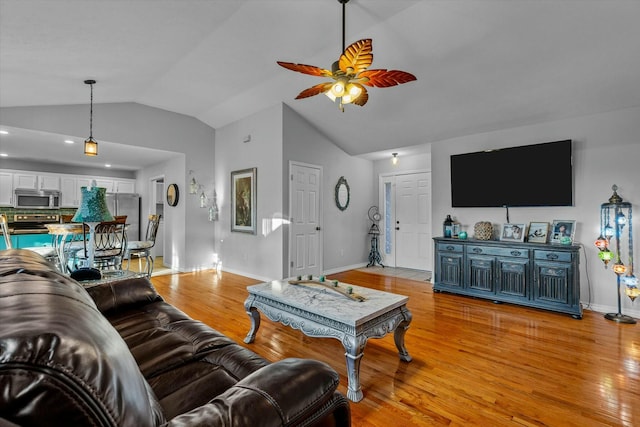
(247, 279, 409, 327)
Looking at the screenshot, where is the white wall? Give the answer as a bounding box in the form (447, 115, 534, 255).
(283, 104, 375, 274)
(214, 104, 284, 281)
(374, 150, 432, 177)
(431, 106, 640, 318)
(0, 102, 215, 271)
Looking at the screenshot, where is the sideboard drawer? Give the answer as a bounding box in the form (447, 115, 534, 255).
(466, 245, 529, 258)
(437, 243, 463, 253)
(534, 250, 573, 263)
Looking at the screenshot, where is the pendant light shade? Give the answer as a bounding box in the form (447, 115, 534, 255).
(84, 137, 98, 156)
(84, 79, 98, 156)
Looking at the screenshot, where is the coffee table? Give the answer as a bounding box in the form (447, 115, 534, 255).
(244, 279, 412, 402)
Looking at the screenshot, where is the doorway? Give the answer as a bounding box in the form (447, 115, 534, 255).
(379, 172, 432, 271)
(289, 162, 323, 278)
(149, 176, 165, 260)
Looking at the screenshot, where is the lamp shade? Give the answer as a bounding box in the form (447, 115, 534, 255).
(72, 186, 114, 223)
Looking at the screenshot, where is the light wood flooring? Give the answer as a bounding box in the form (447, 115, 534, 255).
(149, 268, 639, 426)
(123, 255, 175, 277)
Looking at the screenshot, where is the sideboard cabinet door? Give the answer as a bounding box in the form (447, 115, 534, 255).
(434, 243, 464, 290)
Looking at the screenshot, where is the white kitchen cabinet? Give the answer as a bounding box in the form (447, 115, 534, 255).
(114, 180, 135, 194)
(60, 176, 92, 207)
(0, 172, 13, 206)
(13, 173, 60, 191)
(94, 179, 114, 193)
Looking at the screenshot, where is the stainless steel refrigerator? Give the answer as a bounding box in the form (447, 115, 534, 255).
(106, 193, 140, 240)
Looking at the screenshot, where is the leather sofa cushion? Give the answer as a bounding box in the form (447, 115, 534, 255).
(105, 300, 269, 380)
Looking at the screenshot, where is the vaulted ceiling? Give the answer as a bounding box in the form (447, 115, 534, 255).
(1, 0, 640, 169)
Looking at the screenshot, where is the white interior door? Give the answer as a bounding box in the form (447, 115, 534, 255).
(289, 162, 322, 278)
(381, 172, 432, 271)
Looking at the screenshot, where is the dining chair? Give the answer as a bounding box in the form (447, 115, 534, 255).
(124, 214, 161, 276)
(1, 214, 12, 248)
(73, 221, 127, 271)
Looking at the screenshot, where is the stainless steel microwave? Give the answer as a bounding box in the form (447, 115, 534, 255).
(14, 189, 61, 209)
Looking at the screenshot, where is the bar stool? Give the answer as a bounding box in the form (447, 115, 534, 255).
(124, 214, 161, 276)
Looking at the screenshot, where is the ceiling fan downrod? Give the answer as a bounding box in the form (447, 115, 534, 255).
(339, 0, 349, 52)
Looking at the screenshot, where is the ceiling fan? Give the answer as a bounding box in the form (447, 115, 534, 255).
(277, 0, 416, 112)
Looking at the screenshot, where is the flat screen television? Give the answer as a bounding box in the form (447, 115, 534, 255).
(450, 140, 573, 207)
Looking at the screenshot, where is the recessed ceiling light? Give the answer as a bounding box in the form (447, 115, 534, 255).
(64, 140, 74, 144)
(105, 164, 111, 168)
(0, 130, 8, 135)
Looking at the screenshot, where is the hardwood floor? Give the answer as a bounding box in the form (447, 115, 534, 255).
(150, 269, 639, 426)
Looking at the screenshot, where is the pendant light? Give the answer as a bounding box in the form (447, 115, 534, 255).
(84, 79, 98, 156)
(277, 0, 416, 112)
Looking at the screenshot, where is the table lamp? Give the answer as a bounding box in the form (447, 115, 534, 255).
(71, 181, 114, 279)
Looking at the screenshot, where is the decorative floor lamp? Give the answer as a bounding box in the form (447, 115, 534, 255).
(71, 182, 114, 280)
(594, 185, 638, 324)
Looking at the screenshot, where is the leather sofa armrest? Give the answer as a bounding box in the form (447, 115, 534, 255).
(84, 276, 163, 314)
(164, 358, 350, 427)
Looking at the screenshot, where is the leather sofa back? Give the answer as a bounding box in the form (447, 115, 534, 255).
(0, 249, 165, 426)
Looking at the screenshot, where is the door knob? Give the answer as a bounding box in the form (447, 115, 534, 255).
(316, 226, 321, 231)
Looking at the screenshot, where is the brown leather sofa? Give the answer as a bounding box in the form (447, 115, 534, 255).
(0, 249, 351, 426)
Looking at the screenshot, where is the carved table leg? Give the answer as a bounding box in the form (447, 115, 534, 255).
(244, 298, 261, 344)
(394, 306, 413, 362)
(343, 334, 367, 402)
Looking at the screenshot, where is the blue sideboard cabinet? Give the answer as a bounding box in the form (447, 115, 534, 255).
(433, 237, 582, 319)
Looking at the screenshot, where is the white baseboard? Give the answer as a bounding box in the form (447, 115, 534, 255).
(583, 302, 640, 319)
(323, 263, 368, 276)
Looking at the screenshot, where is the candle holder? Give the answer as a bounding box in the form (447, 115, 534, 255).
(595, 185, 636, 324)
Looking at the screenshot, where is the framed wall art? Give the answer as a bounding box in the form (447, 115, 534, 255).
(527, 222, 549, 243)
(231, 168, 257, 234)
(550, 220, 576, 244)
(500, 223, 526, 242)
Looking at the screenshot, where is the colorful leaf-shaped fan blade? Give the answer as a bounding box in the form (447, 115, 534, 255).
(295, 82, 334, 99)
(277, 61, 333, 77)
(358, 69, 417, 88)
(339, 39, 373, 74)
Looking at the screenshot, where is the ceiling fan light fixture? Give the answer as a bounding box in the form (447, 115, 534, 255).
(330, 79, 347, 97)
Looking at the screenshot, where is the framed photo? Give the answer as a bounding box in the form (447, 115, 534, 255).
(500, 223, 526, 242)
(231, 168, 257, 234)
(527, 222, 549, 243)
(550, 220, 576, 244)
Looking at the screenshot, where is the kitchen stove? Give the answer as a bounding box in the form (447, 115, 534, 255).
(10, 214, 60, 234)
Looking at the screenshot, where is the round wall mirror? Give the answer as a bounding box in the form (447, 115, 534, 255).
(335, 176, 350, 211)
(166, 183, 179, 207)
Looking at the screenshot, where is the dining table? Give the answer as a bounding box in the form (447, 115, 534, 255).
(45, 223, 87, 273)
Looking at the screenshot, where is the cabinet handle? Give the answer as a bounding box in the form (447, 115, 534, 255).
(472, 248, 482, 253)
(446, 245, 455, 251)
(511, 250, 522, 256)
(546, 253, 559, 260)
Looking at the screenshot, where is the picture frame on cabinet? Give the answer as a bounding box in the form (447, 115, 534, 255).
(500, 223, 526, 242)
(527, 222, 549, 243)
(550, 220, 576, 244)
(231, 167, 257, 234)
